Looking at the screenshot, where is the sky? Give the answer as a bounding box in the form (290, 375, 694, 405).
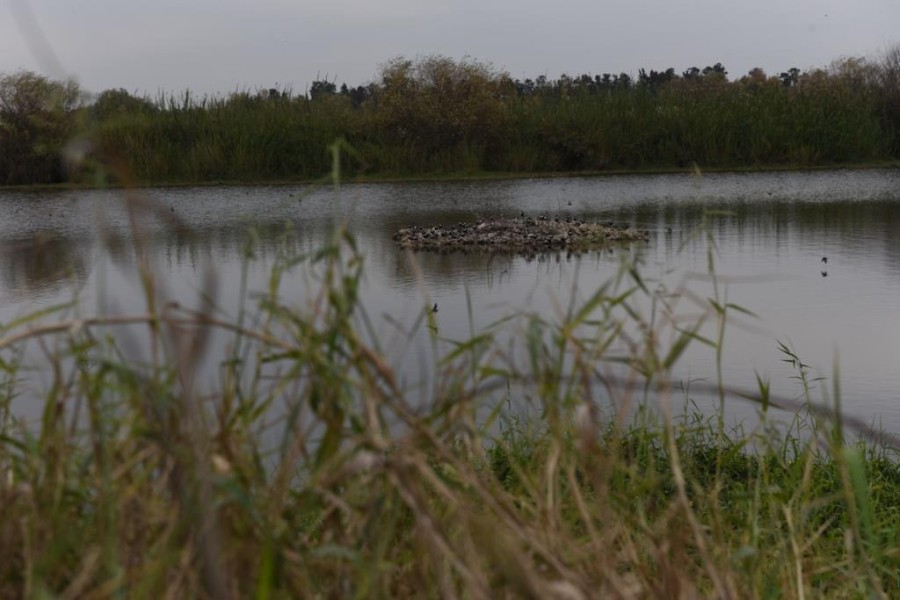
(2, 0, 899, 98)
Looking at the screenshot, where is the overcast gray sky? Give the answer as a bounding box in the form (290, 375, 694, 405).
(3, 0, 899, 97)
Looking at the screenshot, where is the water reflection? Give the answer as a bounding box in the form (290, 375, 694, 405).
(1, 170, 899, 431)
(0, 230, 89, 302)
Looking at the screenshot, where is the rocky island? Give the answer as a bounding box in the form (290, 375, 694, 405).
(393, 215, 650, 253)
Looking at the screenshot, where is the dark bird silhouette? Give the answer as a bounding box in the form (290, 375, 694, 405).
(821, 256, 828, 264)
(431, 303, 438, 314)
(821, 271, 828, 277)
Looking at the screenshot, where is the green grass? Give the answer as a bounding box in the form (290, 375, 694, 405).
(1, 146, 900, 597)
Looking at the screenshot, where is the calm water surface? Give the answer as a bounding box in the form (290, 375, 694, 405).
(2, 169, 899, 431)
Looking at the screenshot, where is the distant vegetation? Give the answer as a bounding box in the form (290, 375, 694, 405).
(2, 46, 900, 185)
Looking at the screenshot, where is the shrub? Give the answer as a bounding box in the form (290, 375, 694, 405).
(371, 55, 514, 171)
(0, 70, 81, 184)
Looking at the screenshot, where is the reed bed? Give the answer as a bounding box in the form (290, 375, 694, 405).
(1, 147, 899, 598)
(92, 68, 889, 183)
(3, 51, 900, 186)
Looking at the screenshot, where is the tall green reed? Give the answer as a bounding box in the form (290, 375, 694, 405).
(67, 55, 898, 186)
(3, 53, 897, 187)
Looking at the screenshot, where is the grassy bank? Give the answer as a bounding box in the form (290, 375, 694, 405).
(1, 155, 900, 597)
(4, 50, 900, 186)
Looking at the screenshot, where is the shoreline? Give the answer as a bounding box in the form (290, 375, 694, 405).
(2, 160, 899, 192)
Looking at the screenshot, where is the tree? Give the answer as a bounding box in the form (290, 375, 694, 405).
(828, 56, 879, 90)
(373, 55, 512, 156)
(880, 43, 900, 94)
(638, 68, 677, 91)
(0, 70, 82, 184)
(339, 83, 373, 107)
(682, 67, 701, 80)
(702, 63, 728, 80)
(779, 68, 801, 88)
(743, 68, 768, 84)
(877, 43, 900, 154)
(90, 88, 157, 121)
(309, 79, 337, 100)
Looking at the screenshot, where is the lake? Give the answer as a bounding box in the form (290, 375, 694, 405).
(2, 169, 900, 433)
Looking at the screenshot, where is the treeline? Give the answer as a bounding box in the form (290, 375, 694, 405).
(3, 48, 900, 185)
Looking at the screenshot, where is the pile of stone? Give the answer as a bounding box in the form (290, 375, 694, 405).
(393, 215, 649, 253)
